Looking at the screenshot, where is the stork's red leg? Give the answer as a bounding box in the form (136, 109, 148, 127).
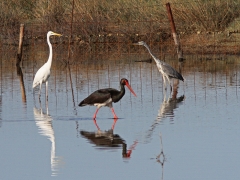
(93, 108, 99, 119)
(93, 119, 100, 130)
(111, 118, 118, 130)
(111, 107, 118, 119)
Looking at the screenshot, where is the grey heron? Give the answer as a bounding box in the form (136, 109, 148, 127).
(133, 41, 184, 90)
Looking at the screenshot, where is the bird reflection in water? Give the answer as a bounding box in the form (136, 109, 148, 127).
(149, 80, 184, 179)
(80, 119, 137, 158)
(146, 83, 185, 143)
(33, 101, 63, 176)
(157, 92, 185, 120)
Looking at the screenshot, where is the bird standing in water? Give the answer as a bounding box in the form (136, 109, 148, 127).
(33, 31, 62, 100)
(79, 78, 137, 119)
(133, 41, 184, 90)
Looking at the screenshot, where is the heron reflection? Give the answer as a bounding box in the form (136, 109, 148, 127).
(80, 119, 137, 158)
(145, 90, 185, 142)
(33, 101, 63, 176)
(157, 92, 185, 120)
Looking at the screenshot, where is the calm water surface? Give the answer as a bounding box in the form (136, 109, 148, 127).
(0, 45, 240, 180)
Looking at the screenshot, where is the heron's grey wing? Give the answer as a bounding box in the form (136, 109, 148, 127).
(161, 62, 184, 81)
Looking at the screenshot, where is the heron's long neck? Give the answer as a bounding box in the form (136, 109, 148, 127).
(46, 35, 53, 67)
(143, 44, 161, 64)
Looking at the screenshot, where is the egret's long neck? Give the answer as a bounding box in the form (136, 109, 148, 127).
(46, 35, 53, 67)
(143, 44, 161, 64)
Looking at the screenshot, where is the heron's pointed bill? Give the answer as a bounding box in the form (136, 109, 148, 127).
(125, 81, 137, 97)
(132, 43, 139, 45)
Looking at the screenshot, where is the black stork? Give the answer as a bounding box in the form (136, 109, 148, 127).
(79, 78, 137, 119)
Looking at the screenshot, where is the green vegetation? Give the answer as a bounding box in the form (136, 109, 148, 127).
(1, 0, 240, 49)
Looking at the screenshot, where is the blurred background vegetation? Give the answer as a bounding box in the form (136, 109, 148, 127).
(1, 0, 240, 53)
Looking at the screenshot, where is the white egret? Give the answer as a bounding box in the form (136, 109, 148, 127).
(32, 31, 62, 100)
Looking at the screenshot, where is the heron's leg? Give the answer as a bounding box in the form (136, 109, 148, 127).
(166, 76, 172, 91)
(46, 99, 49, 115)
(39, 99, 42, 113)
(46, 81, 48, 101)
(111, 107, 118, 119)
(162, 76, 167, 90)
(163, 89, 167, 101)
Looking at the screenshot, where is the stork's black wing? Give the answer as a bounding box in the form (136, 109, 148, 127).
(78, 89, 111, 106)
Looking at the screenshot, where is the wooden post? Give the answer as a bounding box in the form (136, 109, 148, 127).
(16, 24, 24, 66)
(68, 0, 74, 60)
(166, 3, 184, 62)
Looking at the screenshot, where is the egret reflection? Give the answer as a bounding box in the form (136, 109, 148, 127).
(33, 102, 63, 176)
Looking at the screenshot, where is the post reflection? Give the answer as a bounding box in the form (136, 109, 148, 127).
(16, 64, 26, 103)
(155, 133, 166, 180)
(33, 101, 63, 176)
(80, 119, 137, 158)
(0, 95, 2, 128)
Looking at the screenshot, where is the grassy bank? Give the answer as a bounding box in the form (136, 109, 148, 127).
(1, 0, 240, 53)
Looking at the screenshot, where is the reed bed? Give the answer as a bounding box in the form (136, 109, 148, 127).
(1, 0, 240, 54)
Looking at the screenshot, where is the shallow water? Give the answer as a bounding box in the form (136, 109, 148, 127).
(0, 46, 240, 180)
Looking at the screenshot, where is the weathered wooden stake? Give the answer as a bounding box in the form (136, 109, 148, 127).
(16, 24, 24, 65)
(67, 0, 77, 112)
(166, 3, 184, 61)
(68, 0, 74, 60)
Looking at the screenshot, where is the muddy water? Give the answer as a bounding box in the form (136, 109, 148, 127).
(0, 45, 240, 180)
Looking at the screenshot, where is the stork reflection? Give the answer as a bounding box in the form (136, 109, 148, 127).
(33, 101, 63, 176)
(80, 119, 137, 158)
